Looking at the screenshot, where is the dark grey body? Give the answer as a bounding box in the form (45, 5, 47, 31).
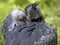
(4, 22, 57, 45)
(2, 15, 13, 38)
(3, 2, 57, 45)
(2, 9, 27, 39)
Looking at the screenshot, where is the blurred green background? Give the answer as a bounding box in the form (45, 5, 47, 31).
(0, 0, 60, 45)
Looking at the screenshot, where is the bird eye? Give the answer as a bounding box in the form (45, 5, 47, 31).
(17, 17, 18, 18)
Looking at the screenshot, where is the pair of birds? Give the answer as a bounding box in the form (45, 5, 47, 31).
(2, 2, 44, 39)
(2, 2, 57, 45)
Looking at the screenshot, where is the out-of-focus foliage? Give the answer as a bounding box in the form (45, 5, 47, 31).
(0, 0, 60, 45)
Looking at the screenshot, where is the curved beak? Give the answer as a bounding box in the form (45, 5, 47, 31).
(34, 1, 41, 6)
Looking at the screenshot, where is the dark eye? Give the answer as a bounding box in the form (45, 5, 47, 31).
(17, 16, 19, 19)
(33, 7, 37, 11)
(14, 24, 16, 26)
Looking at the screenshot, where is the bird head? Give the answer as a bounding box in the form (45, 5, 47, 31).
(11, 9, 27, 25)
(25, 1, 42, 22)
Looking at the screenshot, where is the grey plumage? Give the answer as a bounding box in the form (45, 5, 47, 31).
(4, 22, 57, 45)
(2, 14, 13, 39)
(2, 9, 27, 39)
